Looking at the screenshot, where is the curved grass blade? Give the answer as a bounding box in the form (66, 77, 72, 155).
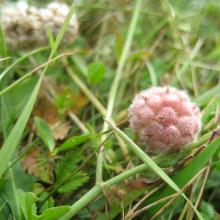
(0, 47, 48, 81)
(106, 120, 203, 220)
(145, 137, 220, 217)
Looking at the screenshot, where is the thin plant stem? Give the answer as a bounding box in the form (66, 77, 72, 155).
(58, 130, 212, 220)
(188, 161, 211, 220)
(96, 0, 143, 185)
(0, 52, 74, 97)
(0, 46, 49, 81)
(150, 167, 206, 220)
(106, 119, 203, 220)
(68, 111, 89, 133)
(59, 163, 148, 220)
(62, 57, 128, 159)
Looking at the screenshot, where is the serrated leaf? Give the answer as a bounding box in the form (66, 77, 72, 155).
(17, 190, 38, 220)
(56, 152, 89, 193)
(56, 134, 91, 153)
(58, 171, 88, 193)
(35, 117, 55, 151)
(87, 62, 106, 84)
(17, 189, 70, 220)
(56, 152, 80, 181)
(40, 206, 70, 220)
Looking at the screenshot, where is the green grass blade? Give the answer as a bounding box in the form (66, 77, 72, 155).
(195, 85, 220, 106)
(0, 47, 48, 81)
(0, 25, 7, 58)
(146, 137, 220, 217)
(106, 120, 203, 220)
(49, 2, 77, 59)
(0, 76, 42, 177)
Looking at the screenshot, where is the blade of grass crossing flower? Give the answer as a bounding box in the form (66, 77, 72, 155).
(106, 120, 203, 220)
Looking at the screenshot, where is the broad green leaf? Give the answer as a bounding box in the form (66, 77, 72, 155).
(87, 62, 106, 84)
(35, 117, 55, 151)
(1, 76, 38, 136)
(56, 134, 91, 153)
(17, 189, 70, 220)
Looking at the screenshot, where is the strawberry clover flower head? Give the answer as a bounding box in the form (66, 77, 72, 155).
(129, 87, 201, 153)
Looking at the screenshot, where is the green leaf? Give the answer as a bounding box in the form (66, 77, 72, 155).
(56, 152, 80, 181)
(87, 62, 106, 84)
(34, 117, 55, 151)
(17, 190, 38, 220)
(56, 134, 91, 153)
(17, 189, 70, 220)
(1, 170, 22, 220)
(54, 88, 74, 114)
(1, 76, 38, 136)
(40, 206, 70, 220)
(56, 152, 89, 193)
(200, 201, 216, 220)
(0, 76, 43, 178)
(58, 171, 88, 193)
(71, 55, 88, 77)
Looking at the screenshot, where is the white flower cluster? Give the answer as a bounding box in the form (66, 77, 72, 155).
(0, 2, 79, 50)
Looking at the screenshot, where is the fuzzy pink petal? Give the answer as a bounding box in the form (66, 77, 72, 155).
(129, 86, 201, 153)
